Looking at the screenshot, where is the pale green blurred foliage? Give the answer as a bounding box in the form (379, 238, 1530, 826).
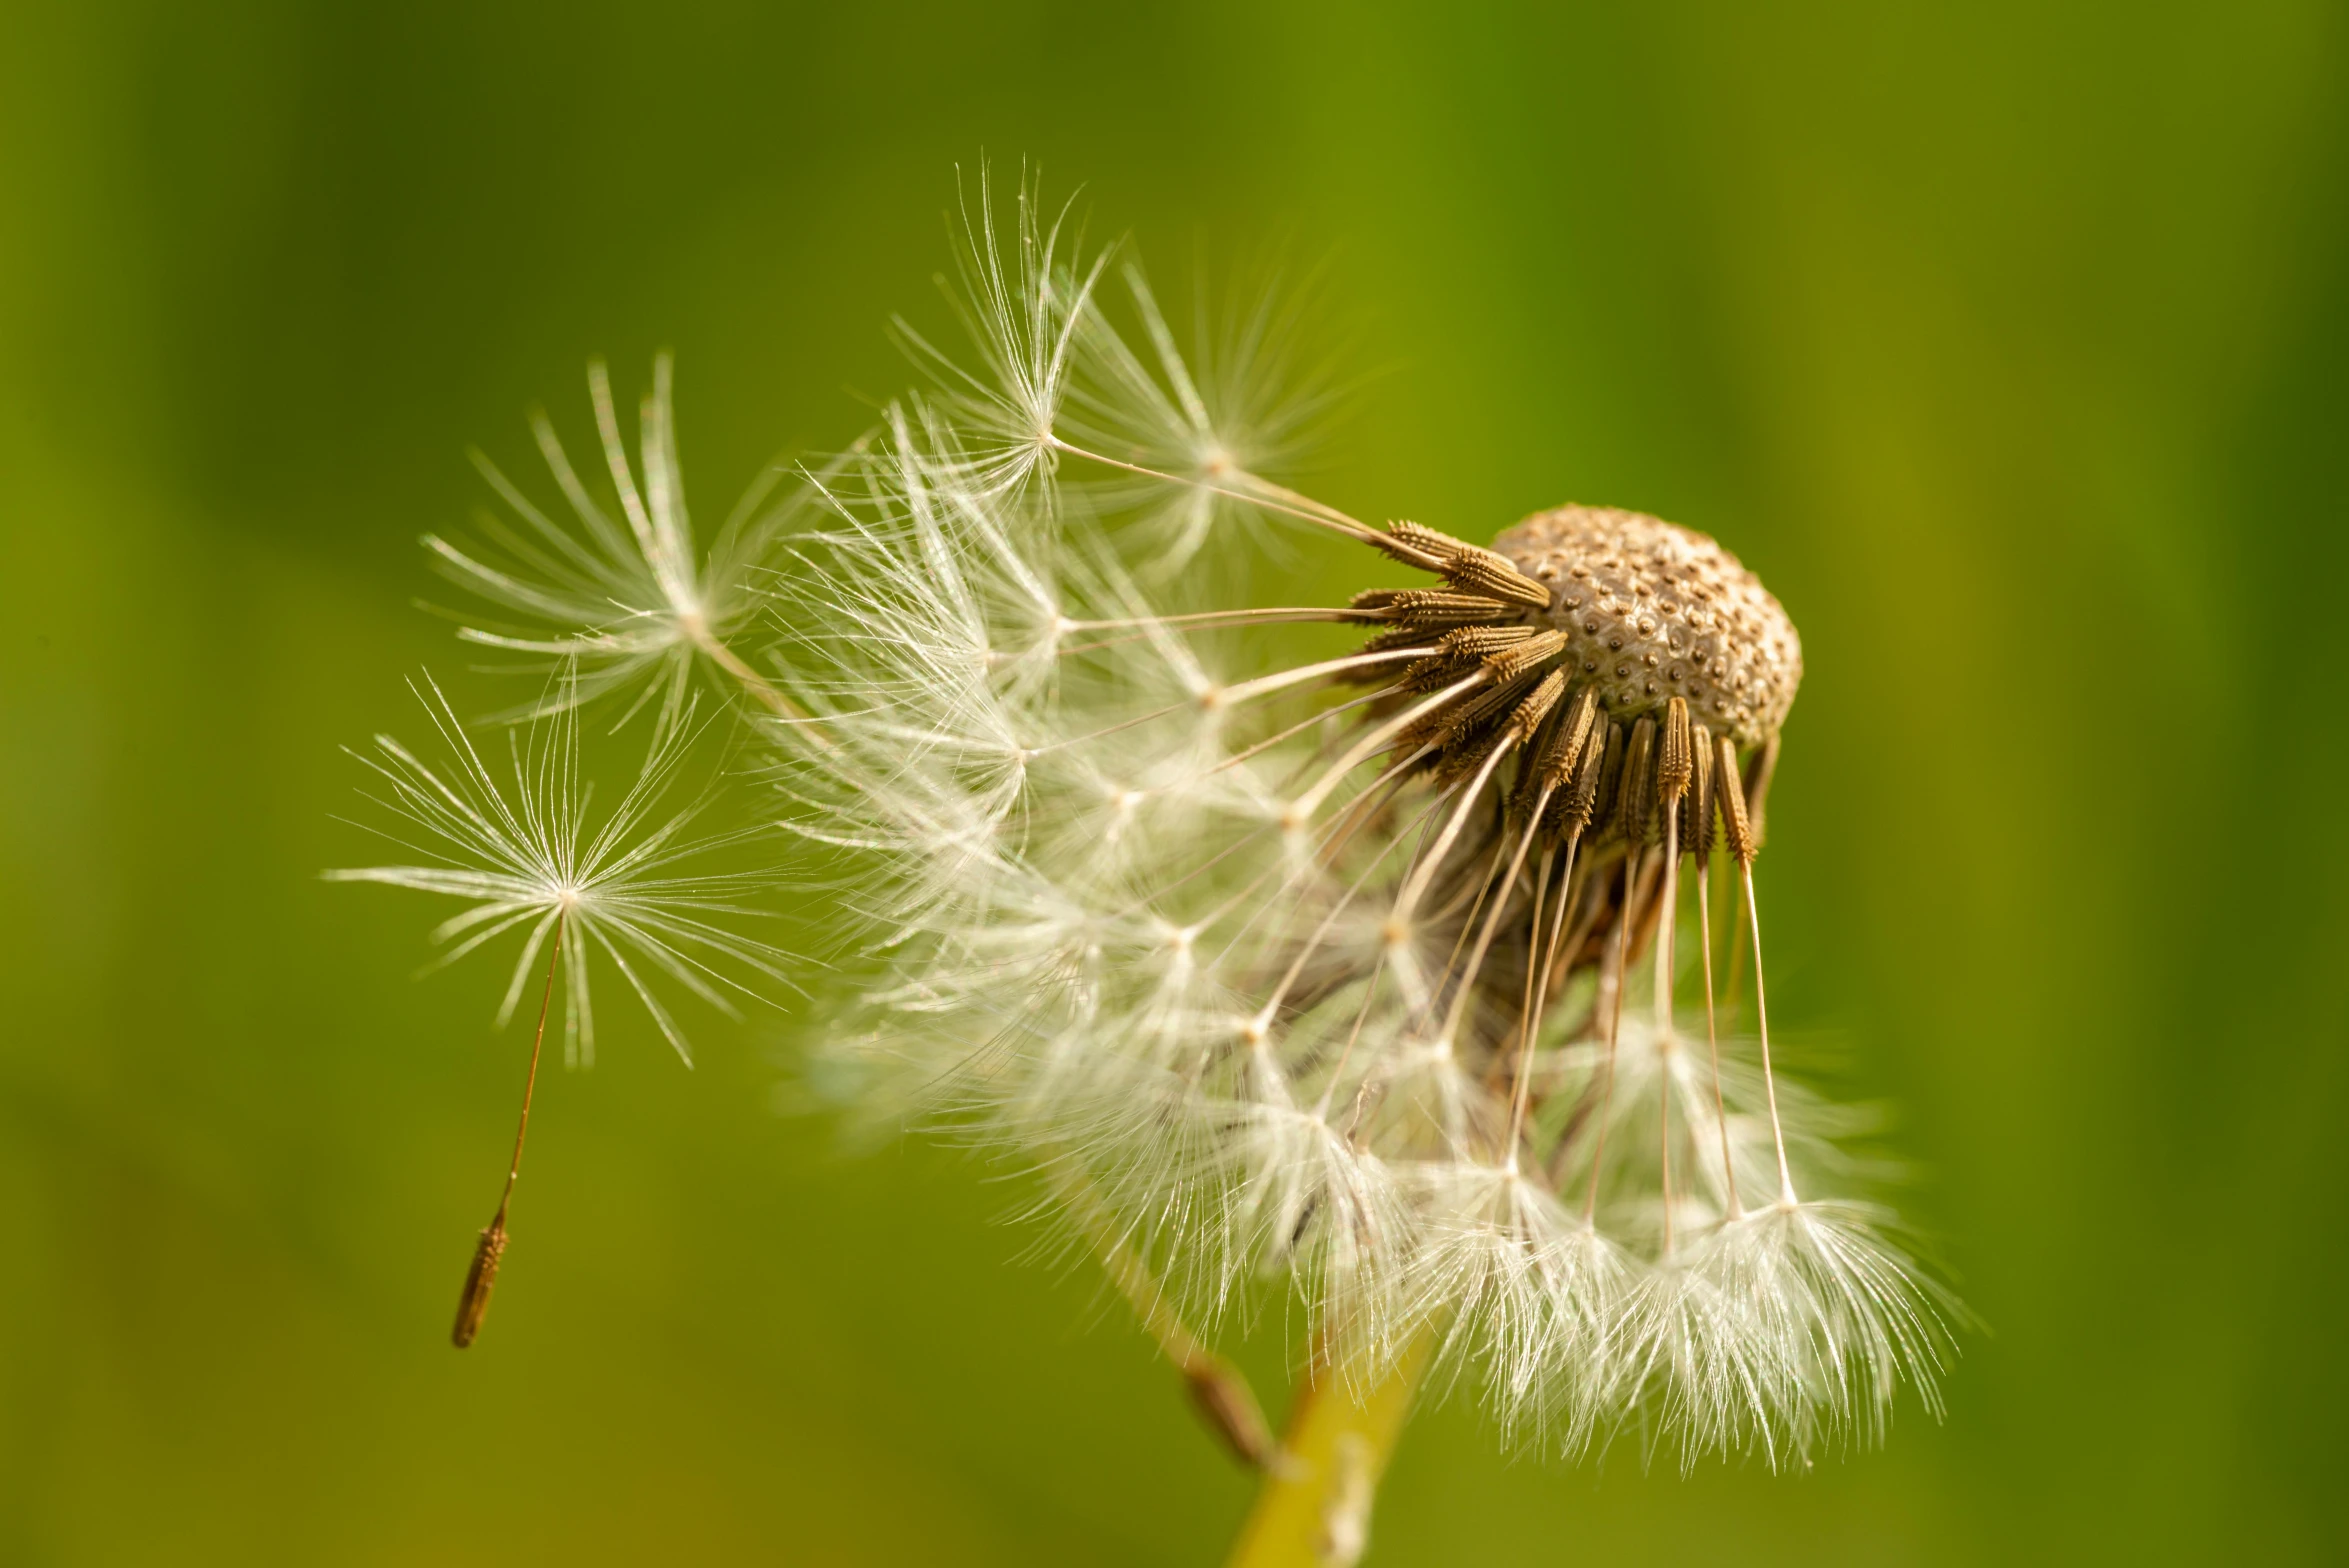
(1, 3, 2344, 1564)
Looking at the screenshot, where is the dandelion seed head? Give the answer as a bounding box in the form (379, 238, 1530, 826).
(740, 174, 1955, 1469)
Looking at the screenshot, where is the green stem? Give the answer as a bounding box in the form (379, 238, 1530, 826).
(1224, 1331, 1434, 1568)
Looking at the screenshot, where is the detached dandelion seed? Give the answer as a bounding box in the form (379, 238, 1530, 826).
(331, 675, 787, 1344)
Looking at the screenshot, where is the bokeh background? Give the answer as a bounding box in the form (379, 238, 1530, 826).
(5, 2, 2346, 1562)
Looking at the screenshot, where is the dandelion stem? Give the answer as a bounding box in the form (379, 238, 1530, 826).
(1584, 852, 1639, 1224)
(1720, 864, 1748, 1025)
(1068, 608, 1359, 630)
(1256, 791, 1460, 1027)
(453, 918, 562, 1349)
(1044, 436, 1394, 555)
(1212, 647, 1433, 709)
(1696, 860, 1740, 1218)
(1507, 822, 1581, 1167)
(1285, 674, 1486, 824)
(1021, 649, 1428, 766)
(1238, 472, 1382, 540)
(498, 923, 562, 1221)
(1224, 1329, 1435, 1568)
(1740, 861, 1797, 1205)
(1202, 685, 1391, 783)
(686, 622, 803, 721)
(1384, 738, 1516, 936)
(1314, 949, 1390, 1123)
(1060, 606, 1373, 635)
(1655, 811, 1680, 1255)
(1439, 794, 1549, 1053)
(685, 619, 822, 727)
(1493, 842, 1554, 1101)
(1426, 836, 1514, 1026)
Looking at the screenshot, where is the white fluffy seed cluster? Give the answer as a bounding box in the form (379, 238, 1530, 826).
(761, 187, 1954, 1466)
(779, 479, 1946, 1461)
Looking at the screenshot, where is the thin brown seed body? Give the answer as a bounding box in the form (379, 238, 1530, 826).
(1717, 733, 1757, 865)
(1684, 723, 1716, 860)
(1615, 717, 1657, 848)
(1583, 851, 1641, 1219)
(1485, 630, 1569, 683)
(1377, 519, 1479, 566)
(451, 1222, 507, 1349)
(1657, 696, 1693, 800)
(1534, 687, 1599, 793)
(1440, 625, 1536, 659)
(1557, 718, 1608, 833)
(1508, 668, 1567, 742)
(1443, 551, 1554, 611)
(452, 921, 563, 1350)
(1591, 722, 1627, 832)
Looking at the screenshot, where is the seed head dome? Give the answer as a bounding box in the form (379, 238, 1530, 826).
(1494, 506, 1801, 749)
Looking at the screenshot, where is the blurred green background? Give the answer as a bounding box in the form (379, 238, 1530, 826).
(5, 1, 2345, 1562)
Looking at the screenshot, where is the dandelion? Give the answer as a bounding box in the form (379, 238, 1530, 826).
(336, 169, 1962, 1555)
(331, 675, 786, 1343)
(766, 177, 1960, 1545)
